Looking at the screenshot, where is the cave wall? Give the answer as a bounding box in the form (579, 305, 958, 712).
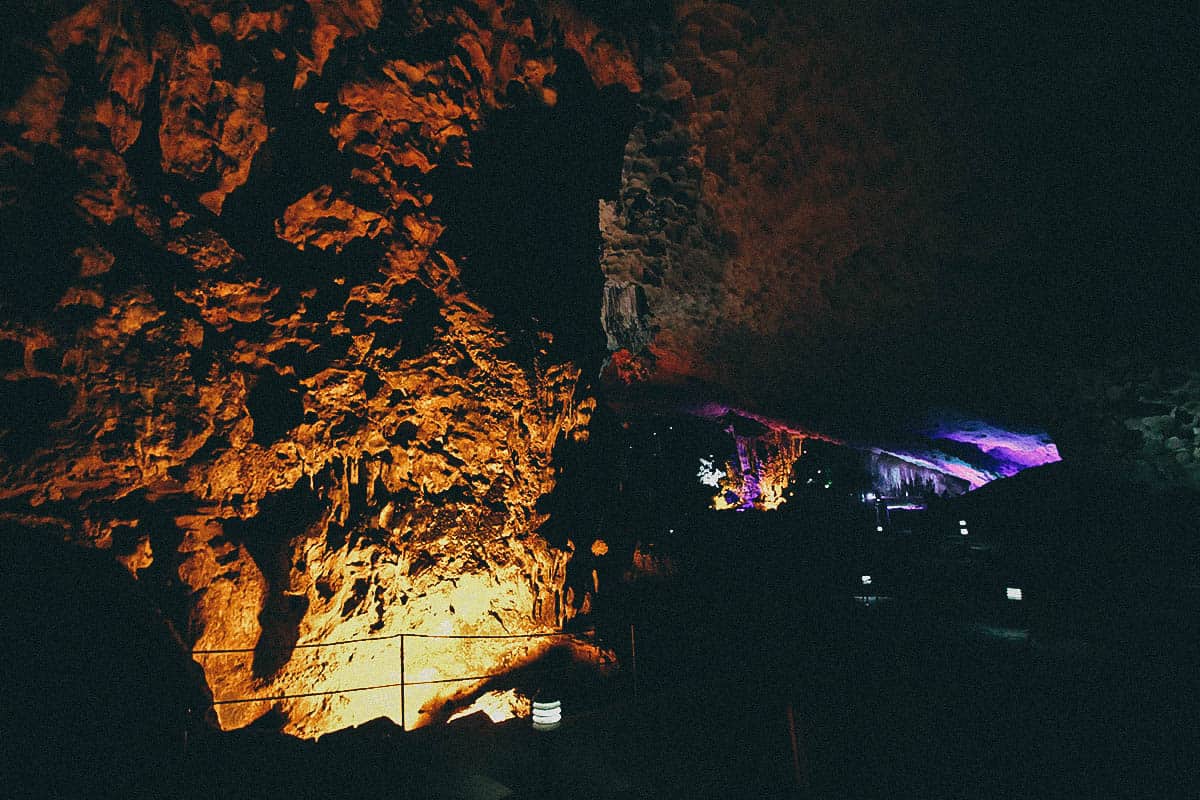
(600, 1, 970, 390)
(1061, 367, 1200, 491)
(0, 0, 639, 737)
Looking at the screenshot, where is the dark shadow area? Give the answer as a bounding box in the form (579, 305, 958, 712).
(0, 523, 211, 798)
(0, 377, 74, 461)
(246, 371, 306, 446)
(217, 484, 327, 680)
(0, 147, 88, 317)
(589, 460, 1200, 799)
(434, 50, 637, 370)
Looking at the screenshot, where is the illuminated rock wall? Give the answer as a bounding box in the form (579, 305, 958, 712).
(0, 0, 637, 737)
(712, 428, 806, 511)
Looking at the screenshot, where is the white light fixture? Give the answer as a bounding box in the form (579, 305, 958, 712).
(960, 527, 969, 536)
(876, 525, 884, 532)
(958, 520, 967, 526)
(861, 575, 872, 585)
(532, 699, 561, 731)
(1006, 587, 1023, 601)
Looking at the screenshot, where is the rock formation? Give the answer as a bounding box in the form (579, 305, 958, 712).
(1, 0, 638, 737)
(600, 1, 969, 393)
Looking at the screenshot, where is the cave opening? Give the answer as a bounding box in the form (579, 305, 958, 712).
(433, 49, 638, 370)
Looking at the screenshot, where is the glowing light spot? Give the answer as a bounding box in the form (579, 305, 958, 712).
(1006, 587, 1023, 601)
(697, 457, 723, 487)
(960, 527, 969, 536)
(958, 520, 967, 526)
(861, 575, 872, 585)
(876, 525, 884, 532)
(532, 699, 562, 730)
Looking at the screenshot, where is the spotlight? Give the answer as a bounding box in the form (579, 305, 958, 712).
(861, 575, 872, 585)
(1006, 587, 1023, 601)
(958, 520, 967, 526)
(960, 527, 969, 536)
(532, 699, 562, 731)
(876, 525, 884, 532)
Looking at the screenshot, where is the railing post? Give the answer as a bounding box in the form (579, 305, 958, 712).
(399, 633, 406, 732)
(629, 623, 638, 702)
(786, 701, 809, 795)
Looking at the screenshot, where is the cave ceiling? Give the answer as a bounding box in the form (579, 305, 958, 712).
(596, 1, 1197, 452)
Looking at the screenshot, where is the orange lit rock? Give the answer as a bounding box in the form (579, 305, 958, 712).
(275, 186, 393, 253)
(2, 60, 68, 147)
(544, 0, 641, 93)
(74, 244, 116, 277)
(294, 0, 385, 89)
(72, 146, 136, 224)
(0, 0, 643, 740)
(158, 37, 268, 214)
(447, 688, 531, 724)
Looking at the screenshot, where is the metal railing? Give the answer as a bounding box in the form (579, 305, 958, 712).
(191, 628, 608, 730)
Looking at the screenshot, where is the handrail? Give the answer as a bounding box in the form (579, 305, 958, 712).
(191, 628, 584, 655)
(208, 662, 594, 706)
(191, 627, 607, 729)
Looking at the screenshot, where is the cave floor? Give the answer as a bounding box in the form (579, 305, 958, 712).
(9, 512, 1194, 799)
(172, 583, 1196, 800)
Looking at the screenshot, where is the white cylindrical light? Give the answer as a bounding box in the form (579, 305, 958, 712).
(532, 699, 562, 731)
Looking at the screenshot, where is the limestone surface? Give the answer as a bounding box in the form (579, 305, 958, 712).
(1, 0, 637, 737)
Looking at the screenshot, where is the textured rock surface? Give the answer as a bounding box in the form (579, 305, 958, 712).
(1, 0, 637, 737)
(601, 1, 967, 390)
(1063, 368, 1200, 491)
(707, 417, 807, 511)
(597, 1, 1198, 485)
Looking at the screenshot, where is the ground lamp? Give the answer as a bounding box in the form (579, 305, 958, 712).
(532, 699, 562, 731)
